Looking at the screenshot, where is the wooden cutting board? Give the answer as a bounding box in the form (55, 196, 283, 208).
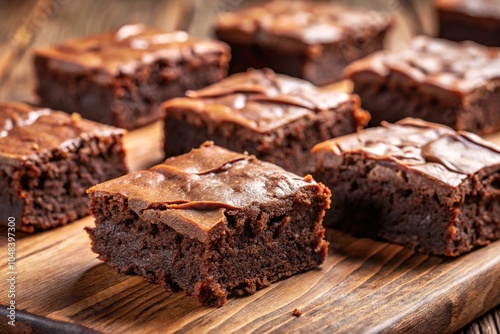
(1, 122, 499, 334)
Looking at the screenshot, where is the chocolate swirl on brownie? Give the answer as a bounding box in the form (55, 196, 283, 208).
(88, 142, 316, 240)
(35, 23, 228, 78)
(313, 118, 500, 187)
(164, 68, 361, 133)
(344, 35, 500, 96)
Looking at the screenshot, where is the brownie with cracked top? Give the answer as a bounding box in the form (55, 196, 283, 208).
(86, 142, 330, 306)
(436, 0, 500, 47)
(0, 102, 127, 233)
(312, 118, 500, 256)
(344, 36, 500, 134)
(34, 24, 230, 130)
(163, 68, 369, 176)
(214, 0, 392, 85)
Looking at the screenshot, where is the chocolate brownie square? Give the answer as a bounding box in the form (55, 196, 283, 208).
(312, 118, 500, 257)
(163, 68, 369, 176)
(34, 24, 230, 130)
(86, 142, 330, 306)
(0, 102, 127, 233)
(436, 0, 500, 47)
(344, 36, 500, 134)
(214, 0, 392, 85)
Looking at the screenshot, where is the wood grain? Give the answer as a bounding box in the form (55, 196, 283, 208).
(0, 215, 499, 334)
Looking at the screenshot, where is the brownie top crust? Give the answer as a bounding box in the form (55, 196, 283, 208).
(435, 0, 500, 19)
(0, 102, 125, 166)
(35, 23, 229, 79)
(344, 36, 500, 96)
(163, 68, 364, 133)
(312, 118, 500, 187)
(215, 0, 391, 48)
(88, 142, 321, 241)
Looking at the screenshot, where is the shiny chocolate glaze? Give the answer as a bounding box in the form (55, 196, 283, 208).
(88, 142, 321, 241)
(436, 0, 500, 19)
(0, 102, 125, 165)
(35, 23, 229, 82)
(163, 68, 367, 133)
(215, 0, 391, 49)
(312, 118, 500, 187)
(344, 36, 500, 96)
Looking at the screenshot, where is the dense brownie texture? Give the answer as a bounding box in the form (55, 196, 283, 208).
(0, 102, 127, 233)
(163, 69, 369, 176)
(312, 118, 500, 257)
(436, 0, 500, 47)
(35, 24, 230, 130)
(344, 36, 500, 134)
(86, 142, 330, 306)
(214, 0, 391, 85)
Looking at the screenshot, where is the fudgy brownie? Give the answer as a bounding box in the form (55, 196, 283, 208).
(0, 102, 127, 233)
(312, 118, 500, 257)
(344, 36, 500, 134)
(163, 68, 369, 176)
(34, 23, 230, 130)
(214, 0, 392, 85)
(86, 142, 330, 306)
(436, 0, 500, 47)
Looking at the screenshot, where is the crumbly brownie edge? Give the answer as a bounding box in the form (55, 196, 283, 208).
(350, 73, 458, 128)
(164, 101, 368, 175)
(34, 56, 116, 126)
(437, 8, 500, 47)
(351, 75, 500, 134)
(314, 152, 500, 256)
(86, 183, 330, 306)
(460, 82, 500, 135)
(218, 31, 387, 86)
(1, 133, 127, 233)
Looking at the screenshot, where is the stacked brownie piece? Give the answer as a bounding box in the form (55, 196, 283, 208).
(35, 23, 230, 130)
(163, 68, 369, 175)
(86, 142, 330, 306)
(215, 0, 392, 85)
(0, 102, 127, 233)
(344, 36, 500, 134)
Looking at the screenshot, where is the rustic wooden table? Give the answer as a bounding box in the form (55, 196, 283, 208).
(0, 0, 498, 333)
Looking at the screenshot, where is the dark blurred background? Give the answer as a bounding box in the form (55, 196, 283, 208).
(0, 0, 434, 101)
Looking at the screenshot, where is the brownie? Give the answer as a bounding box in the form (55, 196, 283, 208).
(312, 118, 500, 257)
(34, 23, 230, 130)
(0, 102, 127, 233)
(163, 68, 369, 176)
(436, 0, 500, 47)
(344, 36, 500, 135)
(214, 0, 392, 85)
(86, 142, 330, 306)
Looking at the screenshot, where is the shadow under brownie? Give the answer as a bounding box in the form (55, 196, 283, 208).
(163, 68, 369, 176)
(34, 23, 230, 130)
(86, 142, 330, 306)
(0, 102, 127, 233)
(312, 118, 500, 257)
